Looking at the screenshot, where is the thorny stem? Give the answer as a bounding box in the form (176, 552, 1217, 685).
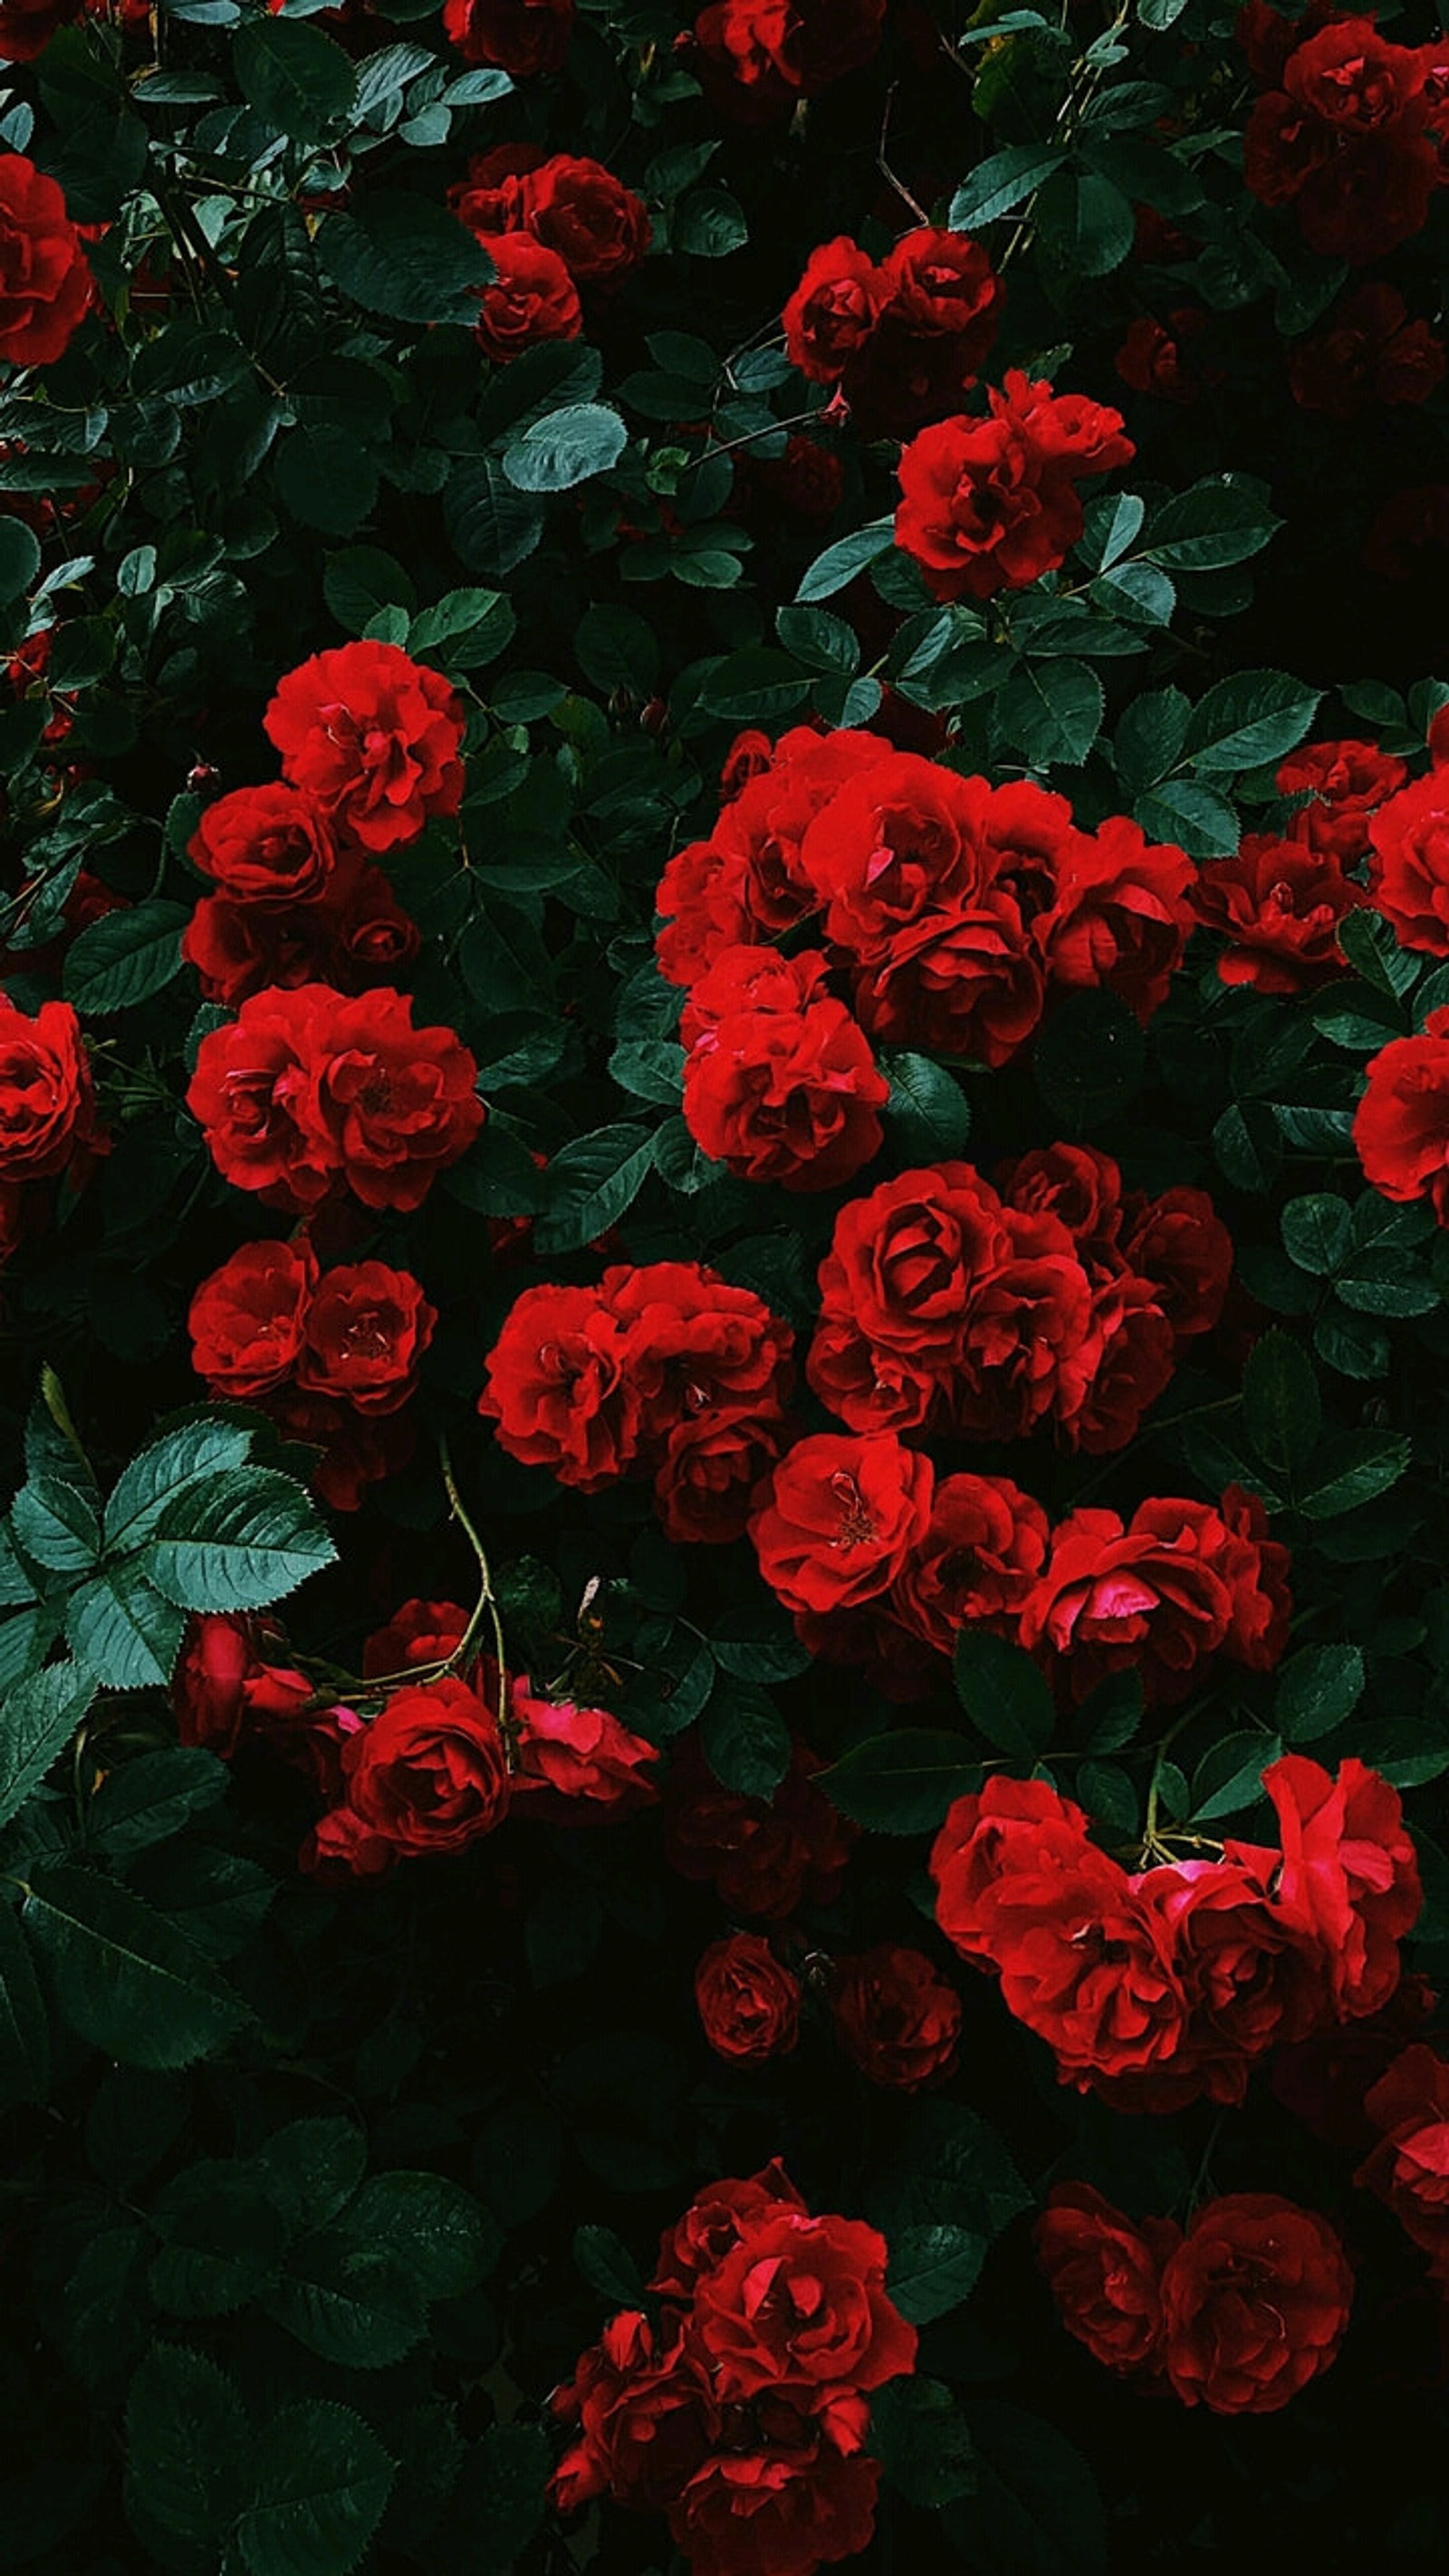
(1142, 1707, 1196, 1858)
(439, 1435, 513, 1754)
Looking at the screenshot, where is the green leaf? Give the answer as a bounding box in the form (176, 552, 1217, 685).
(344, 2171, 494, 2301)
(408, 586, 515, 667)
(950, 143, 1066, 229)
(823, 1729, 981, 1834)
(502, 403, 628, 495)
(233, 2400, 394, 2576)
(1339, 906, 1420, 999)
(574, 2221, 645, 2309)
(87, 1748, 226, 1859)
(1144, 476, 1279, 572)
(1298, 1430, 1410, 1520)
(1243, 1328, 1320, 1479)
(125, 2342, 250, 2548)
(65, 1566, 187, 1692)
(675, 186, 748, 255)
(533, 1123, 657, 1255)
(947, 2402, 1107, 2576)
(104, 1417, 255, 1553)
(264, 2237, 428, 2369)
(882, 1052, 972, 1159)
(1275, 1642, 1365, 1743)
(0, 517, 40, 603)
(142, 1467, 337, 1612)
(1191, 1729, 1281, 1823)
(996, 658, 1104, 766)
(63, 899, 189, 1014)
(24, 1864, 246, 2067)
(954, 1629, 1054, 1758)
(0, 1660, 98, 1831)
(1032, 989, 1145, 1131)
(796, 518, 895, 603)
(1184, 669, 1321, 774)
(318, 192, 493, 325)
(0, 1897, 47, 2106)
(888, 2223, 985, 2324)
(322, 543, 417, 635)
(870, 2376, 976, 2509)
(432, 2423, 550, 2565)
(700, 1681, 791, 1798)
(10, 1473, 101, 1572)
(150, 2159, 289, 2319)
(252, 2119, 368, 2234)
(709, 1603, 812, 1685)
(233, 17, 358, 139)
(1281, 1193, 1352, 1276)
(574, 601, 660, 697)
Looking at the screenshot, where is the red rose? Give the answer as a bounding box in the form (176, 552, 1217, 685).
(695, 1931, 802, 2062)
(751, 434, 846, 521)
(970, 1840, 1186, 2090)
(681, 948, 888, 1195)
(1355, 1005, 1449, 1217)
(187, 983, 482, 1215)
(0, 152, 93, 366)
(808, 1159, 1012, 1433)
(362, 1598, 471, 1678)
(782, 236, 886, 382)
(473, 232, 582, 360)
(0, 0, 81, 61)
(1035, 2184, 1181, 2375)
(172, 1611, 315, 1761)
(878, 226, 1002, 357)
(665, 1735, 857, 1921)
(1264, 1752, 1421, 2019)
(891, 1472, 1051, 1656)
(442, 0, 571, 71)
(692, 0, 884, 120)
(669, 2439, 881, 2576)
(552, 2311, 715, 2514)
(1033, 813, 1194, 1022)
(523, 153, 650, 283)
(480, 1281, 640, 1487)
(1290, 283, 1445, 417)
(1159, 2194, 1353, 2413)
(1120, 1186, 1233, 1342)
(1236, 0, 1337, 88)
(1136, 1853, 1324, 2106)
(830, 1944, 960, 2090)
(1364, 481, 1449, 582)
(294, 1259, 436, 1413)
(1272, 1974, 1440, 2148)
(0, 991, 105, 1182)
(263, 641, 465, 853)
(1357, 2044, 1449, 2265)
(187, 783, 340, 904)
(720, 728, 775, 801)
(1020, 1488, 1291, 1706)
(609, 1259, 794, 1443)
(1191, 832, 1365, 994)
(655, 730, 893, 983)
(791, 1597, 936, 1705)
(894, 374, 1132, 602)
(1284, 17, 1426, 135)
(1279, 734, 1408, 858)
(1115, 309, 1210, 404)
(799, 755, 992, 958)
(653, 1413, 794, 1546)
(446, 142, 546, 239)
(330, 1674, 510, 1860)
(182, 853, 420, 1007)
(687, 2204, 916, 2403)
(931, 1775, 1094, 1966)
(1369, 770, 1449, 954)
(187, 1237, 318, 1399)
(510, 1677, 658, 1816)
(651, 2160, 807, 2302)
(750, 1430, 933, 1617)
(851, 901, 1045, 1069)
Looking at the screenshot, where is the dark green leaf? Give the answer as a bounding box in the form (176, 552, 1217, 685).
(887, 2223, 984, 2323)
(233, 2400, 394, 2576)
(1274, 1642, 1365, 1742)
(233, 18, 358, 140)
(700, 1681, 791, 1798)
(0, 1661, 98, 1831)
(502, 403, 627, 494)
(954, 1629, 1054, 1758)
(24, 1864, 246, 2067)
(883, 1052, 972, 1159)
(823, 1729, 981, 1834)
(63, 899, 189, 1014)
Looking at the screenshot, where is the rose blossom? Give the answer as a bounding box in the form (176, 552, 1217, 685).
(695, 1932, 802, 2062)
(263, 640, 466, 852)
(1036, 2184, 1181, 2376)
(830, 1945, 961, 2090)
(1158, 2194, 1353, 2414)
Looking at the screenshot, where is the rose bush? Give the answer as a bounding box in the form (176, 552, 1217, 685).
(4, 0, 1449, 2571)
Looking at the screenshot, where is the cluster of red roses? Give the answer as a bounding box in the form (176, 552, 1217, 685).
(1037, 2182, 1354, 2415)
(656, 731, 1195, 1190)
(666, 1733, 858, 1923)
(696, 1928, 962, 2092)
(0, 150, 92, 368)
(180, 638, 467, 1006)
(893, 371, 1136, 602)
(804, 1147, 1232, 1456)
(478, 1258, 797, 1544)
(551, 2161, 916, 2576)
(1349, 730, 1449, 1223)
(782, 226, 1002, 440)
(174, 1599, 657, 1878)
(752, 1434, 1288, 1709)
(187, 1235, 436, 1512)
(686, 0, 885, 123)
(1189, 733, 1407, 995)
(0, 988, 106, 1269)
(1241, 6, 1448, 264)
(447, 147, 649, 363)
(931, 1758, 1421, 2110)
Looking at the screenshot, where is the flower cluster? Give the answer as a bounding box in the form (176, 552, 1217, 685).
(694, 1930, 962, 2091)
(805, 1147, 1232, 1455)
(448, 146, 649, 360)
(551, 2163, 916, 2576)
(782, 226, 1002, 438)
(931, 1757, 1421, 2107)
(187, 981, 483, 1215)
(1036, 2183, 1354, 2414)
(174, 1602, 658, 1877)
(894, 372, 1135, 601)
(478, 1259, 796, 1542)
(1243, 11, 1446, 263)
(187, 1236, 436, 1511)
(750, 1439, 1286, 1707)
(657, 732, 1195, 1185)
